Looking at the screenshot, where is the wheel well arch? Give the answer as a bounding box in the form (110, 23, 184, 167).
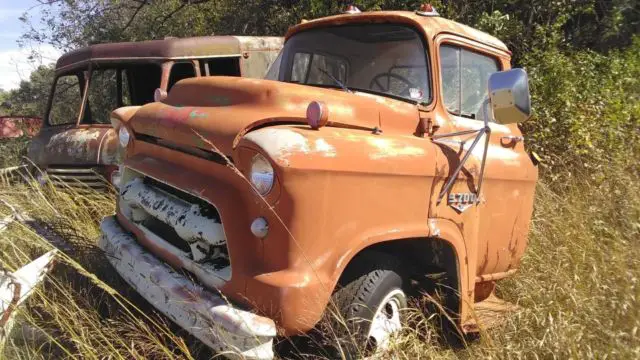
(338, 237, 462, 315)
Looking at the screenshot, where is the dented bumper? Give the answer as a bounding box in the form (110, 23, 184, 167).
(98, 216, 276, 360)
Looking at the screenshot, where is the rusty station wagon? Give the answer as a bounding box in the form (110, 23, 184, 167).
(27, 36, 282, 189)
(100, 5, 537, 359)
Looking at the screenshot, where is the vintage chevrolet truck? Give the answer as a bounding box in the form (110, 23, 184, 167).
(100, 5, 537, 359)
(27, 36, 282, 190)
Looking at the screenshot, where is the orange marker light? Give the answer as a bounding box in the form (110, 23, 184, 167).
(344, 5, 361, 14)
(420, 3, 433, 12)
(416, 3, 439, 16)
(306, 101, 329, 129)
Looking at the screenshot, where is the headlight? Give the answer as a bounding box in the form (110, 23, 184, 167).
(118, 126, 131, 148)
(250, 154, 274, 195)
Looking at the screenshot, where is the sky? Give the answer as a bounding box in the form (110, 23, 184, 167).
(0, 0, 62, 91)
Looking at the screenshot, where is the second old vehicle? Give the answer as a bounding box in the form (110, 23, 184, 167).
(27, 36, 282, 189)
(101, 5, 538, 359)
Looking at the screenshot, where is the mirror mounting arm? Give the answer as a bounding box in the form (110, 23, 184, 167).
(432, 115, 491, 205)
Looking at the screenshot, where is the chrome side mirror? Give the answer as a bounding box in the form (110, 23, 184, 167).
(488, 68, 531, 124)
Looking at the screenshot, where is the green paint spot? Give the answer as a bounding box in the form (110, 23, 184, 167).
(189, 110, 207, 119)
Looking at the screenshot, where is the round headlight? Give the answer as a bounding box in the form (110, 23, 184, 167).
(118, 126, 131, 148)
(250, 154, 274, 195)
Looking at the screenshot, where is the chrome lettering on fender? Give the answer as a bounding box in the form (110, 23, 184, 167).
(448, 192, 477, 213)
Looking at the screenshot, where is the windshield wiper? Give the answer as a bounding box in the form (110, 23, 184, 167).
(315, 66, 352, 93)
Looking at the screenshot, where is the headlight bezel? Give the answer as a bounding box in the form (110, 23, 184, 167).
(249, 153, 275, 195)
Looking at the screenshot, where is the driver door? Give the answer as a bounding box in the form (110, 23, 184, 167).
(430, 37, 537, 283)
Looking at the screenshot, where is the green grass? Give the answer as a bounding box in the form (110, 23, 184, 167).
(1, 157, 639, 359)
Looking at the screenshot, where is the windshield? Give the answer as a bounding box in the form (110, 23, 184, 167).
(47, 64, 161, 126)
(265, 24, 430, 103)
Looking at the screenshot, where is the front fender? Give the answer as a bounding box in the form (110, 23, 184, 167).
(237, 125, 448, 332)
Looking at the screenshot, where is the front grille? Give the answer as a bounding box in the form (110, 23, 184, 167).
(119, 170, 231, 280)
(46, 167, 109, 190)
(135, 133, 232, 165)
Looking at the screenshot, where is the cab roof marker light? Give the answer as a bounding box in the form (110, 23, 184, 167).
(416, 3, 439, 16)
(344, 5, 361, 14)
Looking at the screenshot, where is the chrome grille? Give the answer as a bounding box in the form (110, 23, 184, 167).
(45, 167, 108, 190)
(118, 169, 231, 286)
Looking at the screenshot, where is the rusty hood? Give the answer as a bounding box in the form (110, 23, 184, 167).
(129, 76, 417, 155)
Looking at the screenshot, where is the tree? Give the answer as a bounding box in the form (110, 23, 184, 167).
(4, 65, 54, 118)
(18, 0, 640, 64)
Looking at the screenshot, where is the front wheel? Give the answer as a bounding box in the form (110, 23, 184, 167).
(327, 251, 409, 358)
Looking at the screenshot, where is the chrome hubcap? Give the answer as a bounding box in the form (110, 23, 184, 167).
(366, 288, 405, 352)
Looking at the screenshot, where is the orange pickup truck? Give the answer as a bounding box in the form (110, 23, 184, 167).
(100, 5, 537, 359)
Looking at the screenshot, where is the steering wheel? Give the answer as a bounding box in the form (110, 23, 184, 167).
(369, 73, 417, 97)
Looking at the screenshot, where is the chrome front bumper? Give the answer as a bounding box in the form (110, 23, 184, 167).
(98, 216, 276, 360)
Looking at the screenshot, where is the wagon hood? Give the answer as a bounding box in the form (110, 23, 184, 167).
(27, 125, 118, 166)
(129, 76, 418, 155)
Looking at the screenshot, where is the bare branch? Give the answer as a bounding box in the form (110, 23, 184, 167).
(121, 0, 149, 33)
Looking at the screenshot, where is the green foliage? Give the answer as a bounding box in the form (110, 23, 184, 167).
(0, 137, 30, 168)
(521, 38, 640, 180)
(2, 65, 54, 118)
(8, 0, 640, 180)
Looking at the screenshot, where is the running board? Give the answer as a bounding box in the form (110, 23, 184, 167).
(463, 293, 518, 332)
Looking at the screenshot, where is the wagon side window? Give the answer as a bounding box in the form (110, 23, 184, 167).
(48, 74, 83, 126)
(440, 44, 499, 120)
(125, 64, 162, 104)
(200, 57, 241, 76)
(86, 68, 120, 124)
(168, 62, 197, 90)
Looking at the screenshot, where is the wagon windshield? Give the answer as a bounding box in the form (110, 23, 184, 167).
(265, 24, 430, 104)
(47, 63, 161, 126)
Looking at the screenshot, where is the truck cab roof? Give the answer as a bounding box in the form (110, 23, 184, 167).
(287, 10, 509, 54)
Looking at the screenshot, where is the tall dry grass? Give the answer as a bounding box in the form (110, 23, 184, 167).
(387, 167, 640, 359)
(1, 164, 639, 359)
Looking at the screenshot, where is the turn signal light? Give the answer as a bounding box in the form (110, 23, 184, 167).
(306, 101, 329, 130)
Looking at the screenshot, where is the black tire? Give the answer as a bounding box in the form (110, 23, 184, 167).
(323, 251, 409, 359)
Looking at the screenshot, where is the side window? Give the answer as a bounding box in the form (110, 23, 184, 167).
(200, 57, 241, 76)
(48, 74, 83, 126)
(120, 69, 132, 106)
(168, 62, 196, 90)
(440, 46, 460, 114)
(264, 50, 283, 80)
(86, 69, 119, 124)
(440, 44, 499, 120)
(125, 64, 162, 104)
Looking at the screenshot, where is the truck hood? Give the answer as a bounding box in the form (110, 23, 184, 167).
(129, 76, 418, 155)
